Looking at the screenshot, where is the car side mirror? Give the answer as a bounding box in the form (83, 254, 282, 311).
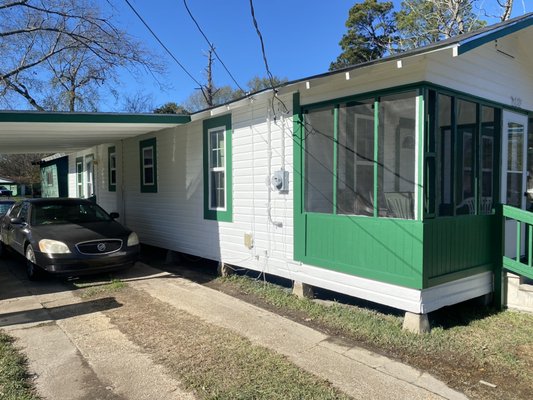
(10, 217, 24, 225)
(109, 212, 119, 219)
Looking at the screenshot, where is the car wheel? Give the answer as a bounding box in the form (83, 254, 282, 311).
(26, 245, 42, 281)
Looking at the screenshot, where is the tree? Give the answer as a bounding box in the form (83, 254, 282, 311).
(0, 0, 163, 112)
(153, 102, 189, 115)
(396, 0, 485, 49)
(497, 0, 513, 21)
(122, 91, 155, 113)
(331, 0, 490, 70)
(0, 153, 46, 195)
(330, 0, 397, 70)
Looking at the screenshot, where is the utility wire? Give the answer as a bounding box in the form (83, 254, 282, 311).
(248, 0, 276, 91)
(123, 0, 203, 88)
(182, 0, 245, 93)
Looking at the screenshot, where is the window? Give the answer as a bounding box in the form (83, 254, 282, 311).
(209, 127, 226, 209)
(426, 90, 499, 217)
(108, 146, 116, 192)
(76, 157, 83, 198)
(203, 114, 232, 221)
(337, 100, 374, 215)
(85, 154, 94, 198)
(302, 90, 418, 220)
(304, 107, 335, 213)
(378, 92, 417, 219)
(139, 138, 157, 193)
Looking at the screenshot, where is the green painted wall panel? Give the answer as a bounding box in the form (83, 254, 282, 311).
(302, 214, 424, 289)
(423, 215, 496, 287)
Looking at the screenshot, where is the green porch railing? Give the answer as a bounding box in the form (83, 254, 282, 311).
(502, 205, 533, 280)
(495, 204, 533, 308)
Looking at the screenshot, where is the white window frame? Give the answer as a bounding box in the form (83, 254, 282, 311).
(208, 126, 227, 211)
(142, 146, 155, 186)
(76, 160, 83, 197)
(109, 151, 117, 186)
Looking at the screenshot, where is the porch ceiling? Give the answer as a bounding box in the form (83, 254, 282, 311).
(0, 111, 190, 154)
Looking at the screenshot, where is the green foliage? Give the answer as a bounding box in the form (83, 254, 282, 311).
(331, 0, 488, 70)
(330, 0, 397, 70)
(153, 102, 190, 115)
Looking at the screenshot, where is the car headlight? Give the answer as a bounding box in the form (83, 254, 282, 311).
(127, 232, 139, 247)
(39, 239, 71, 254)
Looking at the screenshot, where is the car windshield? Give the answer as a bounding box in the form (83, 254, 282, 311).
(31, 203, 112, 225)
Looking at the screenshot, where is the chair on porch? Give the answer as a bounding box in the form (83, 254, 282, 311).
(384, 192, 414, 219)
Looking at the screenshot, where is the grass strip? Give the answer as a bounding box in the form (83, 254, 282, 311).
(219, 275, 533, 399)
(0, 332, 39, 400)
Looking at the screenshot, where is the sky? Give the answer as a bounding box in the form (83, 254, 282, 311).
(101, 0, 532, 111)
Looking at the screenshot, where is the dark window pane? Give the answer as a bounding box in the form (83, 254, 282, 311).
(438, 95, 453, 216)
(337, 100, 374, 215)
(456, 100, 477, 215)
(480, 106, 496, 214)
(378, 92, 417, 219)
(304, 107, 334, 213)
(210, 171, 225, 208)
(144, 167, 154, 185)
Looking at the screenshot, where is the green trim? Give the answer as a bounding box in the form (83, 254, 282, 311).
(458, 17, 533, 55)
(373, 99, 379, 217)
(139, 138, 158, 193)
(203, 114, 232, 222)
(426, 264, 493, 287)
(0, 111, 190, 124)
(333, 106, 338, 214)
(108, 146, 116, 192)
(293, 92, 305, 261)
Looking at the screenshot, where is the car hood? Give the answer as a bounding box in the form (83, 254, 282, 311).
(31, 222, 131, 245)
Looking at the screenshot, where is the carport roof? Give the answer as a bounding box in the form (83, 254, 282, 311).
(0, 111, 190, 154)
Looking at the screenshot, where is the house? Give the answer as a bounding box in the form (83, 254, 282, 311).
(36, 153, 69, 198)
(0, 177, 18, 196)
(2, 14, 533, 331)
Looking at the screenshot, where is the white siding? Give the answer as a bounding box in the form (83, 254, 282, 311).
(67, 144, 119, 215)
(65, 32, 533, 313)
(119, 95, 294, 276)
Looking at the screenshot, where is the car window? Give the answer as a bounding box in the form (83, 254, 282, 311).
(32, 203, 112, 225)
(7, 203, 22, 218)
(19, 203, 30, 222)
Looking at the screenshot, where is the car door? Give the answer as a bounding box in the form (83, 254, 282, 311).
(1, 202, 21, 248)
(12, 202, 31, 254)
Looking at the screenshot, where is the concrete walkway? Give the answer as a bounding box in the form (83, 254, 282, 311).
(0, 260, 468, 400)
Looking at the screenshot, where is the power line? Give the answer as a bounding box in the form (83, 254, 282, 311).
(123, 0, 203, 88)
(248, 0, 276, 91)
(182, 0, 245, 93)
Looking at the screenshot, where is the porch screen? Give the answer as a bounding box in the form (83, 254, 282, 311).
(304, 107, 334, 213)
(303, 91, 418, 219)
(337, 100, 374, 215)
(378, 92, 417, 219)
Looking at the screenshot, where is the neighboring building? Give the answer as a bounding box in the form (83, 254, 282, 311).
(11, 14, 533, 326)
(38, 154, 69, 198)
(0, 177, 17, 196)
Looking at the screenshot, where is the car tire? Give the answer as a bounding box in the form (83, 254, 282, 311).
(26, 245, 43, 281)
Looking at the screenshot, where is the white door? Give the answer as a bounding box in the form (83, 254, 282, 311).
(85, 155, 95, 198)
(501, 111, 528, 258)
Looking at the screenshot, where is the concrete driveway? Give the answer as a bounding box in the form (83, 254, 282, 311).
(0, 257, 467, 400)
